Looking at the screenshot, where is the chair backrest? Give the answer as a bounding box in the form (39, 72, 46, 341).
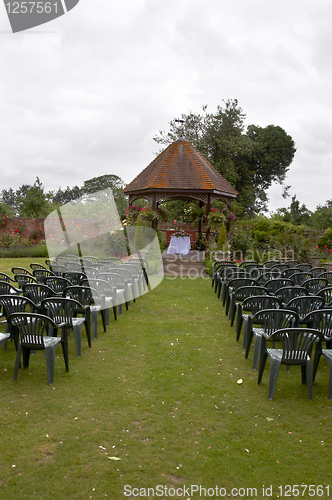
(30, 263, 47, 271)
(228, 278, 259, 293)
(265, 278, 294, 294)
(93, 263, 113, 273)
(252, 308, 299, 336)
(275, 286, 308, 305)
(11, 267, 33, 276)
(263, 260, 280, 268)
(63, 272, 87, 286)
(317, 272, 332, 284)
(65, 262, 84, 272)
(49, 264, 70, 276)
(44, 276, 72, 294)
(295, 263, 312, 272)
(80, 278, 113, 295)
(239, 261, 260, 270)
(242, 295, 282, 315)
(32, 269, 55, 283)
(22, 283, 56, 305)
(97, 272, 125, 287)
(257, 269, 282, 283)
(289, 272, 313, 286)
(270, 263, 289, 272)
(14, 274, 38, 287)
(233, 286, 268, 302)
(302, 278, 329, 295)
(284, 260, 299, 267)
(270, 328, 324, 365)
(0, 294, 35, 316)
(302, 308, 332, 340)
(317, 287, 332, 305)
(55, 256, 72, 265)
(0, 272, 15, 283)
(0, 280, 21, 295)
(41, 297, 84, 325)
(7, 312, 58, 349)
(286, 296, 325, 318)
(310, 267, 327, 278)
(281, 267, 301, 278)
(63, 285, 95, 307)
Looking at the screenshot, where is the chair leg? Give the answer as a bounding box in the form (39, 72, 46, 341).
(91, 310, 98, 339)
(322, 351, 332, 400)
(235, 306, 243, 341)
(253, 334, 262, 370)
(306, 359, 313, 401)
(268, 358, 281, 400)
(14, 342, 22, 381)
(245, 329, 253, 359)
(61, 327, 69, 372)
(313, 342, 322, 382)
(45, 346, 56, 385)
(72, 324, 82, 357)
(258, 350, 268, 384)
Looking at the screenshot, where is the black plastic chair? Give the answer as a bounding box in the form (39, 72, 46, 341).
(14, 274, 38, 288)
(22, 283, 56, 312)
(32, 269, 55, 283)
(229, 285, 268, 328)
(264, 278, 294, 295)
(275, 286, 308, 307)
(8, 312, 69, 385)
(301, 309, 332, 383)
(302, 278, 329, 295)
(41, 297, 90, 358)
(11, 267, 33, 276)
(0, 272, 17, 284)
(235, 293, 279, 342)
(310, 267, 327, 278)
(0, 280, 22, 295)
(62, 285, 106, 339)
(257, 327, 324, 400)
(44, 276, 72, 295)
(30, 263, 48, 271)
(81, 278, 117, 322)
(226, 278, 259, 317)
(289, 272, 313, 286)
(0, 295, 35, 350)
(245, 308, 299, 370)
(317, 287, 332, 307)
(295, 263, 312, 272)
(286, 295, 325, 323)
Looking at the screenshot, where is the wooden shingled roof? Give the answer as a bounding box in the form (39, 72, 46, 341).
(124, 139, 237, 202)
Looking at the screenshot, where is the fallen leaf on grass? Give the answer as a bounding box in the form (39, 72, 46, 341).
(108, 456, 121, 461)
(237, 379, 243, 384)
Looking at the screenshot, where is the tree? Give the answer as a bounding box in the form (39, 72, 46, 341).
(154, 100, 296, 215)
(17, 177, 51, 217)
(82, 174, 127, 219)
(49, 185, 83, 206)
(273, 195, 311, 226)
(309, 200, 332, 230)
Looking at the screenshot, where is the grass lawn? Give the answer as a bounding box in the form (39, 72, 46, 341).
(0, 258, 331, 499)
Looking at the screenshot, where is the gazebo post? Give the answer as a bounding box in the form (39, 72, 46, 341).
(152, 194, 158, 231)
(205, 195, 212, 240)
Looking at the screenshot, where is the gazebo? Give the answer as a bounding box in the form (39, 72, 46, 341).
(123, 139, 237, 234)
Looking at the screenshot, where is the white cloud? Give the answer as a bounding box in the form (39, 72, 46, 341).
(0, 0, 331, 212)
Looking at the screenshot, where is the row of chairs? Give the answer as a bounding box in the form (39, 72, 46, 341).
(0, 255, 148, 384)
(211, 260, 332, 400)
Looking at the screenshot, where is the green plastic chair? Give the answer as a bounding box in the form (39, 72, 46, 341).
(257, 327, 324, 400)
(8, 312, 69, 385)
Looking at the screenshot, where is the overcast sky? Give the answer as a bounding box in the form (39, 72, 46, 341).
(0, 0, 331, 213)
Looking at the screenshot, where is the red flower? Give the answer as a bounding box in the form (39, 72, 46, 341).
(15, 229, 18, 232)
